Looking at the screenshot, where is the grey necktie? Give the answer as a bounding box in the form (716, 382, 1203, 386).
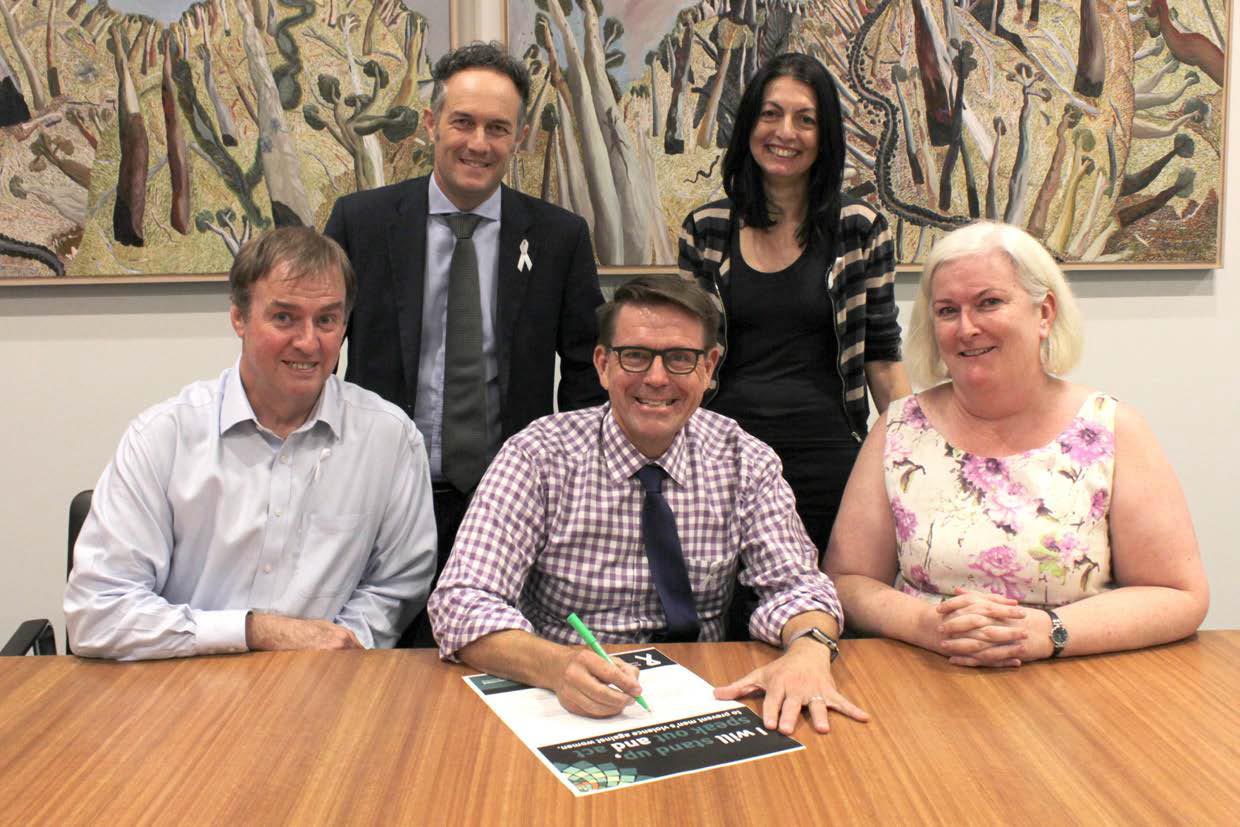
(441, 212, 487, 492)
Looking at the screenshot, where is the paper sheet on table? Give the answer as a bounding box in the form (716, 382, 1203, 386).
(465, 647, 802, 796)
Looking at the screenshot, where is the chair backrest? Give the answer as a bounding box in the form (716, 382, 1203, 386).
(2, 490, 92, 657)
(68, 490, 91, 578)
(64, 490, 92, 655)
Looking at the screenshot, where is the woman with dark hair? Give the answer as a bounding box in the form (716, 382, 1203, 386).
(679, 53, 908, 562)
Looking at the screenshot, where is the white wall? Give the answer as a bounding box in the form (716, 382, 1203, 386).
(1, 3, 1234, 647)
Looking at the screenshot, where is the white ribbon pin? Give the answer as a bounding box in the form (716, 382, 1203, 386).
(517, 239, 533, 272)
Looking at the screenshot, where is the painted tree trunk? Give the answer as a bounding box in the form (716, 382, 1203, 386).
(912, 0, 952, 146)
(648, 59, 662, 138)
(112, 25, 148, 246)
(663, 22, 694, 155)
(1, 0, 48, 111)
(1149, 0, 1224, 85)
(1117, 171, 1193, 226)
(540, 121, 556, 203)
(46, 0, 62, 97)
(550, 63, 594, 228)
(201, 45, 238, 147)
(234, 0, 313, 226)
(1068, 172, 1108, 257)
(579, 0, 672, 263)
(892, 75, 924, 185)
(393, 16, 425, 108)
(162, 32, 191, 235)
(339, 31, 385, 191)
(362, 1, 383, 54)
(1073, 0, 1106, 97)
(1027, 112, 1076, 237)
(1120, 135, 1192, 196)
(1047, 152, 1090, 251)
(1003, 89, 1037, 224)
(170, 50, 266, 229)
(695, 43, 734, 150)
(143, 21, 158, 75)
(986, 120, 1004, 219)
(127, 19, 148, 68)
(520, 70, 552, 153)
(542, 0, 621, 263)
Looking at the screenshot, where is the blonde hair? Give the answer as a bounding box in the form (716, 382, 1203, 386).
(906, 221, 1083, 388)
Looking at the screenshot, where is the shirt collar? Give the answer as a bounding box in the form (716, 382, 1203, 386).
(599, 405, 692, 489)
(219, 359, 342, 440)
(428, 173, 501, 222)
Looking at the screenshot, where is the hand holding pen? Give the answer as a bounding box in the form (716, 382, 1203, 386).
(567, 612, 654, 714)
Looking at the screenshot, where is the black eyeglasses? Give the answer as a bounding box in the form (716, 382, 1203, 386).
(607, 346, 706, 375)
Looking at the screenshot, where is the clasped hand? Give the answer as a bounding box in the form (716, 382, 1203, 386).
(934, 588, 1036, 667)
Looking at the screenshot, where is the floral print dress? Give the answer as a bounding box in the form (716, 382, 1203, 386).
(884, 393, 1116, 608)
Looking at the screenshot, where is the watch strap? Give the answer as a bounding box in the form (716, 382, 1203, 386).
(789, 626, 840, 662)
(1045, 609, 1068, 658)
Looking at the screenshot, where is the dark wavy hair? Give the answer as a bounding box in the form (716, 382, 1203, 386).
(722, 53, 846, 250)
(430, 41, 531, 127)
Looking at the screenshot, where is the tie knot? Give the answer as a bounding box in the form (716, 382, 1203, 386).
(446, 212, 483, 240)
(635, 464, 666, 494)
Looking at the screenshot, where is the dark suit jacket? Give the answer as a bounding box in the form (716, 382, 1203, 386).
(324, 175, 606, 440)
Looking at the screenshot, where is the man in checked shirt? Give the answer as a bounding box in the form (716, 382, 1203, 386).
(428, 276, 868, 735)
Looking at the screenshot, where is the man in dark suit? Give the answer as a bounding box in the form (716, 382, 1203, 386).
(325, 42, 605, 645)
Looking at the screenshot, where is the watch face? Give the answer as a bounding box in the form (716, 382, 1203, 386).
(1051, 626, 1069, 645)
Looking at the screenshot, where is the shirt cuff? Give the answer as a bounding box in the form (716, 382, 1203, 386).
(191, 609, 251, 655)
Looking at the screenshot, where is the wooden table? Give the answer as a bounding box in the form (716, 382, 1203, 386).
(1, 634, 1237, 825)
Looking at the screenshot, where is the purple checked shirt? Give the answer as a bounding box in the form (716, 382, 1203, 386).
(428, 404, 843, 659)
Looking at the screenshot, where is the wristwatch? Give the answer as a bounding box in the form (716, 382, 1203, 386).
(1045, 609, 1068, 658)
(788, 627, 840, 662)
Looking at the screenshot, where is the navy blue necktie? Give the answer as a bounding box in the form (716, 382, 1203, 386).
(635, 464, 700, 642)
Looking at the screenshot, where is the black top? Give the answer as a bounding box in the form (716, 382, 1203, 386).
(707, 226, 853, 446)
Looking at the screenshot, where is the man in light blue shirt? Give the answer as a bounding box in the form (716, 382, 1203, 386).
(65, 227, 436, 660)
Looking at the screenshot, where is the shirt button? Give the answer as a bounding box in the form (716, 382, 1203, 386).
(280, 454, 290, 464)
(263, 564, 273, 574)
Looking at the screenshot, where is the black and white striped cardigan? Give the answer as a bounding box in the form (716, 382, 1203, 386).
(677, 194, 902, 439)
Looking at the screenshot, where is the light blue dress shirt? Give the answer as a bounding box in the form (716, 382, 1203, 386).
(415, 175, 504, 482)
(64, 364, 437, 660)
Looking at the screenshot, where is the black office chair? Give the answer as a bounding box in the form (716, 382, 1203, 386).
(1, 490, 92, 656)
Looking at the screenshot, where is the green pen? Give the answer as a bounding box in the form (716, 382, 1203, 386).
(566, 613, 652, 712)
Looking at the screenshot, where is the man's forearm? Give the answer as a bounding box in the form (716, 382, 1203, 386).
(458, 629, 576, 690)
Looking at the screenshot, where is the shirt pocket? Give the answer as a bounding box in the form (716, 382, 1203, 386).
(292, 512, 372, 607)
(683, 556, 736, 608)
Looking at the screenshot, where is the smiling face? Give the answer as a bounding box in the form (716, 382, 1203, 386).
(424, 68, 529, 211)
(930, 252, 1056, 391)
(594, 303, 720, 459)
(230, 262, 347, 437)
(748, 75, 819, 186)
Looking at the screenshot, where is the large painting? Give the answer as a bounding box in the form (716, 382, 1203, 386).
(507, 0, 1228, 268)
(0, 0, 449, 283)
